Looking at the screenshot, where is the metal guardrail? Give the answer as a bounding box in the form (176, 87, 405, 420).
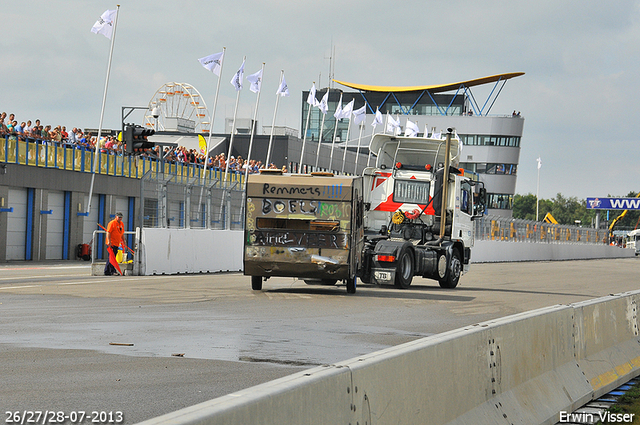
(477, 215, 607, 245)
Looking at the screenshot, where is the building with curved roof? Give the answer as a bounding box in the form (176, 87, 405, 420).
(301, 72, 525, 217)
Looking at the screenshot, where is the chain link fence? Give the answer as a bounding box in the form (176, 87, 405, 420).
(476, 215, 608, 245)
(140, 169, 245, 230)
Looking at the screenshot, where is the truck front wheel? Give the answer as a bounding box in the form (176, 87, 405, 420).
(251, 276, 263, 291)
(438, 249, 461, 289)
(346, 275, 357, 294)
(394, 246, 414, 289)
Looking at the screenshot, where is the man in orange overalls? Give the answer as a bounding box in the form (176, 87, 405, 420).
(104, 212, 124, 276)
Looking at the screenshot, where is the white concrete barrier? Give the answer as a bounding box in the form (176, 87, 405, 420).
(343, 306, 591, 425)
(134, 364, 354, 425)
(138, 228, 243, 275)
(132, 228, 634, 275)
(472, 239, 635, 263)
(136, 291, 640, 425)
(573, 293, 640, 398)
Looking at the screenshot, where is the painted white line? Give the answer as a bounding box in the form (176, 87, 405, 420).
(0, 285, 40, 290)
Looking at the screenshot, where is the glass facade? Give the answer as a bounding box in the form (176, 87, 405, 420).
(302, 90, 466, 141)
(460, 134, 520, 147)
(459, 162, 518, 175)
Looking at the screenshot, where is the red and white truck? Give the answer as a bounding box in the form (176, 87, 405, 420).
(244, 129, 486, 293)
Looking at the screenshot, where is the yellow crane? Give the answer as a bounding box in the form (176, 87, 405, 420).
(543, 212, 558, 224)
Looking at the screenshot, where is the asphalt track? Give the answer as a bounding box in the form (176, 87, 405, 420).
(1, 258, 638, 424)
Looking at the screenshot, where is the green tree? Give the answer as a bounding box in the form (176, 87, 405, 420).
(512, 193, 537, 220)
(512, 191, 640, 230)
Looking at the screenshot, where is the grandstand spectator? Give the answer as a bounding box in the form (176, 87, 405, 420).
(16, 122, 25, 140)
(24, 120, 32, 134)
(77, 131, 88, 149)
(0, 117, 7, 135)
(41, 125, 51, 141)
(68, 128, 77, 145)
(52, 126, 64, 144)
(104, 136, 114, 151)
(61, 126, 68, 142)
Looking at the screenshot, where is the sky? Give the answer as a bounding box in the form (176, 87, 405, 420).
(2, 0, 639, 201)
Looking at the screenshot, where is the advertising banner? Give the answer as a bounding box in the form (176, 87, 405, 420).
(586, 197, 640, 210)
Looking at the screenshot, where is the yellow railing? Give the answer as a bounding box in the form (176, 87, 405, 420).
(1, 137, 245, 186)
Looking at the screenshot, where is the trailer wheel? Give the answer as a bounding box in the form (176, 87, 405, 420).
(251, 276, 263, 291)
(439, 249, 462, 289)
(346, 275, 357, 294)
(394, 246, 414, 289)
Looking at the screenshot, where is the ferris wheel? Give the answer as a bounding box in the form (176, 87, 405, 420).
(144, 82, 211, 133)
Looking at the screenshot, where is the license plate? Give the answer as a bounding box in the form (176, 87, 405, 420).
(374, 271, 391, 281)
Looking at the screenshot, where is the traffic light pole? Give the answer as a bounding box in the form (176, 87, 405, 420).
(121, 106, 150, 138)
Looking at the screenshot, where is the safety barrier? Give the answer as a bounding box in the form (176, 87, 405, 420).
(136, 290, 640, 425)
(477, 215, 606, 245)
(472, 239, 636, 262)
(134, 228, 243, 275)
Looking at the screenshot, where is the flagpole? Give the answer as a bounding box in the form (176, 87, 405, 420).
(341, 116, 353, 174)
(241, 62, 265, 221)
(202, 47, 226, 186)
(265, 70, 283, 167)
(536, 157, 541, 221)
(353, 119, 364, 174)
(315, 89, 329, 169)
(219, 56, 245, 227)
(86, 4, 120, 216)
(223, 56, 245, 183)
(384, 111, 389, 134)
(329, 93, 343, 171)
(299, 82, 315, 172)
(368, 107, 380, 167)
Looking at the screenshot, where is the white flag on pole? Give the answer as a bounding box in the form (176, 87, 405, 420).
(307, 83, 319, 107)
(333, 98, 343, 120)
(318, 91, 329, 115)
(405, 119, 419, 137)
(230, 59, 245, 91)
(247, 68, 263, 93)
(353, 105, 366, 124)
(387, 114, 400, 133)
(198, 51, 224, 76)
(341, 99, 354, 120)
(537, 157, 542, 169)
(372, 109, 383, 127)
(276, 75, 290, 96)
(91, 9, 117, 39)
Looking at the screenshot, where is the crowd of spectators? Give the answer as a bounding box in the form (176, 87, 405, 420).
(1, 111, 286, 173)
(0, 111, 118, 153)
(147, 146, 286, 173)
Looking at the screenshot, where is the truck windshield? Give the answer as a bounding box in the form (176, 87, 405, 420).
(393, 179, 431, 204)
